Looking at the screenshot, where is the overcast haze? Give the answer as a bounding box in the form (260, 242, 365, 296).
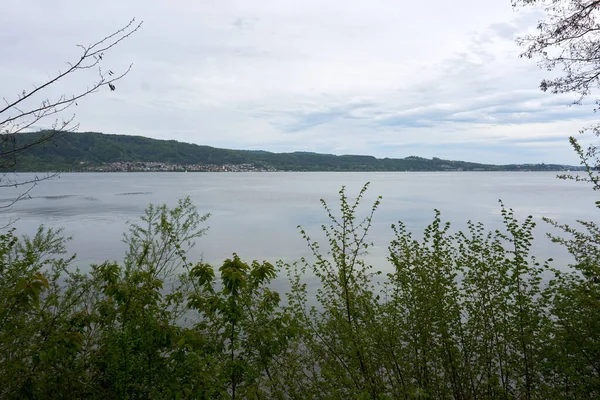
(1, 0, 596, 164)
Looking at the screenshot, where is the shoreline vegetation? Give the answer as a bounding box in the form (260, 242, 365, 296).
(3, 131, 581, 172)
(1, 183, 598, 399)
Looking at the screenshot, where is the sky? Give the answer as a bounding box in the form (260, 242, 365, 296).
(1, 0, 597, 165)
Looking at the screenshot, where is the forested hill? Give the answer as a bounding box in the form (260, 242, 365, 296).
(4, 131, 577, 172)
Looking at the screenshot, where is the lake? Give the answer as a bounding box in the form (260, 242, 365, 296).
(1, 172, 596, 274)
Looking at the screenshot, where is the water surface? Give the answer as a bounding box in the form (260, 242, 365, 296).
(2, 172, 596, 274)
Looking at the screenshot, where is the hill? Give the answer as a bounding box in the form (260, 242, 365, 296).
(1, 131, 578, 172)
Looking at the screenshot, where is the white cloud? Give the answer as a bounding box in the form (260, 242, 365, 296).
(0, 0, 594, 164)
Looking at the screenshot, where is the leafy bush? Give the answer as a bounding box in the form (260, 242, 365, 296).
(0, 186, 598, 399)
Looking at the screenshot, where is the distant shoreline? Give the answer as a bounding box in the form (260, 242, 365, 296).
(16, 169, 578, 173)
(8, 131, 582, 173)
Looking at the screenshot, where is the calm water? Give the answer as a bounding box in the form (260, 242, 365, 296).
(1, 172, 597, 274)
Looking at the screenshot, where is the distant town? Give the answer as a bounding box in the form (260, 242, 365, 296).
(81, 161, 278, 172)
(77, 161, 575, 173)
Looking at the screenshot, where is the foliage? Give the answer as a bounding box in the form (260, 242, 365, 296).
(283, 184, 574, 399)
(1, 184, 599, 398)
(0, 226, 90, 399)
(514, 4, 600, 393)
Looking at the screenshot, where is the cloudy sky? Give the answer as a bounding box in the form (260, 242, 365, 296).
(1, 0, 596, 164)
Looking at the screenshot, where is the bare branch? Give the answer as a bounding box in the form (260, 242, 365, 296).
(0, 18, 141, 210)
(0, 18, 141, 117)
(515, 0, 600, 99)
(0, 64, 132, 128)
(515, 0, 600, 174)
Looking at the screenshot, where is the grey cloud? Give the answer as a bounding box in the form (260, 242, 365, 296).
(488, 22, 520, 40)
(0, 0, 592, 164)
(233, 17, 260, 31)
(261, 103, 369, 133)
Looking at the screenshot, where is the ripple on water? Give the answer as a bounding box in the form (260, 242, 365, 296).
(115, 192, 152, 196)
(38, 195, 76, 200)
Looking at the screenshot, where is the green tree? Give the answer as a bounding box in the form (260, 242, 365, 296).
(85, 197, 210, 398)
(185, 254, 291, 399)
(0, 227, 92, 399)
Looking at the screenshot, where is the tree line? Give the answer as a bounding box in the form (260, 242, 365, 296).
(1, 131, 577, 172)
